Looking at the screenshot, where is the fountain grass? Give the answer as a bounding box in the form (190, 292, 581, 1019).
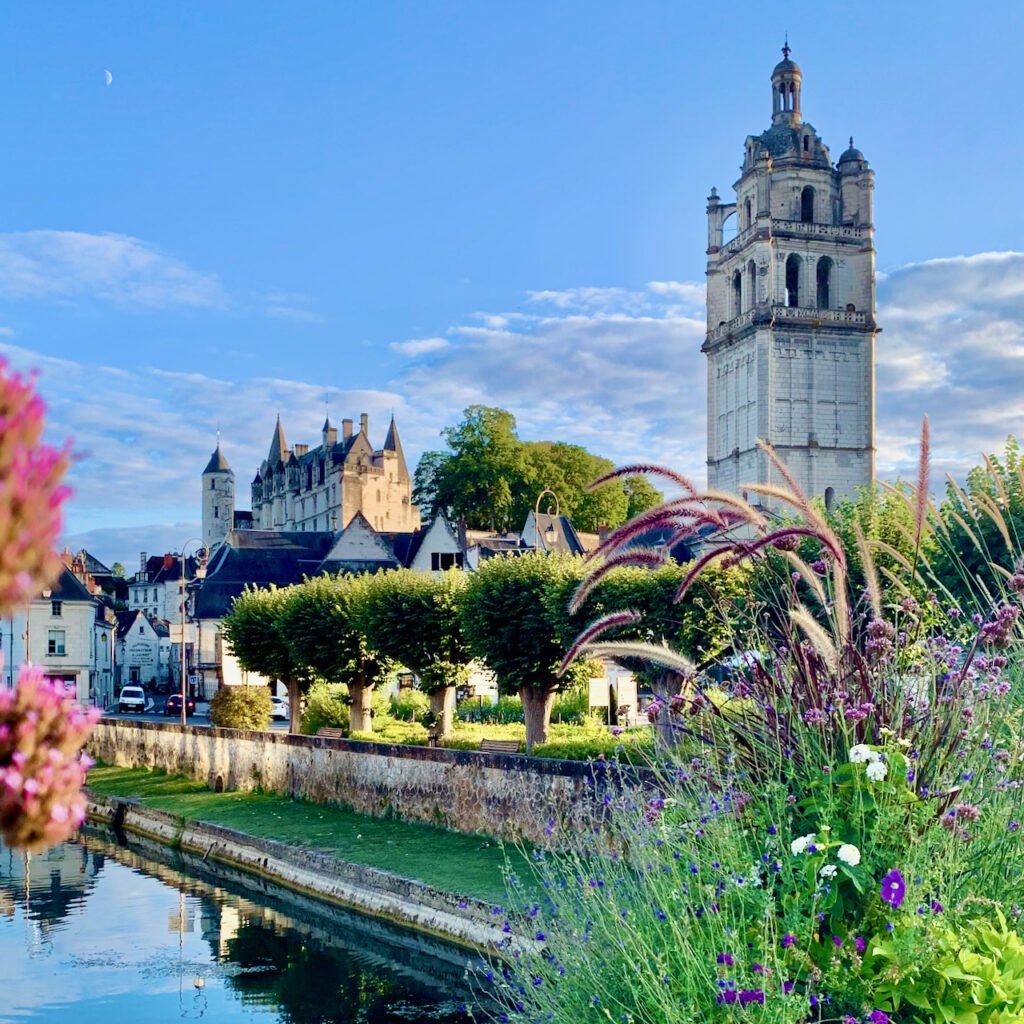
(86, 764, 535, 905)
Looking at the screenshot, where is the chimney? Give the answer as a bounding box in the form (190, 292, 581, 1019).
(140, 551, 147, 575)
(342, 418, 353, 440)
(359, 413, 368, 435)
(293, 443, 309, 457)
(163, 552, 174, 571)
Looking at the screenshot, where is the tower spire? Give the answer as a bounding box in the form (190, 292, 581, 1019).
(782, 34, 790, 60)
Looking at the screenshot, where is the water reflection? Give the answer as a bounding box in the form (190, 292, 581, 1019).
(0, 828, 476, 1022)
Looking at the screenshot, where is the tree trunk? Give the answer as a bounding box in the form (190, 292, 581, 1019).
(349, 675, 374, 734)
(520, 687, 556, 752)
(287, 679, 303, 734)
(428, 686, 456, 742)
(649, 671, 686, 751)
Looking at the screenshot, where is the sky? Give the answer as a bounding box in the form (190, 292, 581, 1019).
(1, 2, 1022, 567)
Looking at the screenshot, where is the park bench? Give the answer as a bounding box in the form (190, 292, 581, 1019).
(479, 738, 520, 754)
(316, 727, 345, 739)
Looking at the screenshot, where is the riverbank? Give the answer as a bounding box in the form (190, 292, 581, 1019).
(85, 765, 534, 950)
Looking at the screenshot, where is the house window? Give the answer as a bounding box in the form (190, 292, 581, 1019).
(139, 625, 145, 634)
(51, 600, 62, 617)
(47, 629, 66, 656)
(431, 552, 464, 571)
(214, 506, 219, 519)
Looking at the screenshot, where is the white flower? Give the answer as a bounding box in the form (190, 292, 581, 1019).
(837, 844, 861, 866)
(849, 744, 878, 763)
(820, 864, 838, 879)
(790, 833, 816, 855)
(866, 760, 888, 782)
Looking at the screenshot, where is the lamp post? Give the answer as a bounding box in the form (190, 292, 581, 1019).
(178, 540, 206, 728)
(533, 487, 561, 553)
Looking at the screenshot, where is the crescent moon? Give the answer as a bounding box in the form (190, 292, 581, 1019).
(104, 69, 113, 86)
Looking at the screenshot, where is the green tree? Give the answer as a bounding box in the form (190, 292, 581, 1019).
(111, 561, 126, 578)
(278, 575, 393, 734)
(623, 475, 663, 521)
(208, 685, 273, 730)
(221, 586, 307, 732)
(459, 552, 588, 750)
(521, 442, 627, 533)
(351, 569, 471, 740)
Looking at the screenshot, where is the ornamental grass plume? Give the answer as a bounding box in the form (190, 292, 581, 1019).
(0, 664, 99, 852)
(0, 358, 71, 618)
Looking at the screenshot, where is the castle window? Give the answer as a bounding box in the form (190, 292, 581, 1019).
(747, 260, 757, 308)
(824, 486, 835, 512)
(744, 197, 752, 228)
(803, 135, 809, 153)
(785, 253, 801, 307)
(210, 480, 215, 490)
(732, 270, 742, 318)
(816, 257, 833, 309)
(213, 506, 219, 519)
(800, 186, 815, 223)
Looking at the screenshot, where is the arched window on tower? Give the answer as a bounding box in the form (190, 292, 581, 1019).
(747, 260, 757, 308)
(785, 254, 801, 307)
(800, 186, 815, 223)
(744, 197, 752, 228)
(816, 256, 833, 309)
(732, 270, 742, 318)
(824, 486, 835, 512)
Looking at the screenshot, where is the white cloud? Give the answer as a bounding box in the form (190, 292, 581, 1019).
(0, 231, 226, 310)
(261, 289, 324, 323)
(390, 336, 450, 357)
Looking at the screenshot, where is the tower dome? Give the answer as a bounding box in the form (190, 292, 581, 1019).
(771, 41, 802, 125)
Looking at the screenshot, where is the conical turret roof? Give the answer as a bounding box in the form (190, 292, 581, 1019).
(203, 443, 233, 475)
(267, 415, 289, 466)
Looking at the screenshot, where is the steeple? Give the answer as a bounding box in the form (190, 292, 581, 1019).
(202, 442, 232, 475)
(382, 416, 410, 481)
(267, 415, 289, 466)
(771, 40, 802, 126)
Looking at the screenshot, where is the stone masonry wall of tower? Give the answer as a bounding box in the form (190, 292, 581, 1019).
(702, 47, 877, 510)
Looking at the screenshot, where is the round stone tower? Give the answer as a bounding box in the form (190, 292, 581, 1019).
(202, 441, 234, 550)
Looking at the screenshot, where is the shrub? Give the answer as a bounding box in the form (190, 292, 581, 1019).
(390, 689, 430, 721)
(457, 694, 524, 724)
(208, 685, 272, 731)
(550, 683, 592, 725)
(299, 681, 349, 736)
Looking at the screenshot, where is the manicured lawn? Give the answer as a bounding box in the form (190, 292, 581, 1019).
(87, 765, 534, 905)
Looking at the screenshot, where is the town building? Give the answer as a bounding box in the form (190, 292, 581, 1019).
(128, 552, 202, 621)
(703, 46, 877, 509)
(115, 609, 171, 689)
(0, 566, 116, 707)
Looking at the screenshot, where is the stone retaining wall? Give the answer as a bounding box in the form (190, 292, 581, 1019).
(88, 720, 657, 845)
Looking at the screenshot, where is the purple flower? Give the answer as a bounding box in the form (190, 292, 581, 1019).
(716, 952, 734, 966)
(868, 1012, 889, 1024)
(783, 980, 794, 995)
(781, 934, 797, 948)
(854, 936, 866, 952)
(738, 989, 765, 1007)
(881, 869, 906, 909)
(832, 935, 843, 948)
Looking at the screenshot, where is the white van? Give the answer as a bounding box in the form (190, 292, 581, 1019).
(118, 685, 151, 714)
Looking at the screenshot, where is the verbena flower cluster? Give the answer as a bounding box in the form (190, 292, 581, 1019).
(0, 665, 99, 852)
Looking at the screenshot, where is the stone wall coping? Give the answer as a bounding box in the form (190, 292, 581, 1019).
(92, 718, 661, 785)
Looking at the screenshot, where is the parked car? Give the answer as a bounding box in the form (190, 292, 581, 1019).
(118, 685, 151, 714)
(165, 693, 196, 717)
(270, 695, 289, 721)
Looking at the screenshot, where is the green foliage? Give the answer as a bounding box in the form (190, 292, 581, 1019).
(111, 561, 126, 578)
(208, 685, 273, 731)
(412, 405, 662, 533)
(460, 552, 586, 697)
(222, 586, 303, 691)
(389, 688, 430, 721)
(932, 436, 1024, 612)
(456, 694, 525, 724)
(350, 568, 470, 695)
(299, 681, 349, 736)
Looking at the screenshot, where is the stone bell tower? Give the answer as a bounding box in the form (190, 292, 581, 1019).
(702, 45, 877, 510)
(202, 440, 234, 549)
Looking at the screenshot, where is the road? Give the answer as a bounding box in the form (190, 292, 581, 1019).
(104, 701, 291, 730)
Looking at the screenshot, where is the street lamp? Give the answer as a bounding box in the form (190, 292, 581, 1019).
(178, 540, 206, 728)
(534, 487, 561, 553)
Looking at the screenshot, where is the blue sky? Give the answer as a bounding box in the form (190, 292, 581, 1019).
(1, 2, 1022, 565)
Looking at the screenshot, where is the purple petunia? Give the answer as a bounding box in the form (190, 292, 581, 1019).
(781, 934, 797, 948)
(880, 869, 906, 909)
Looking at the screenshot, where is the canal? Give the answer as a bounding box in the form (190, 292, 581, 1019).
(0, 828, 476, 1022)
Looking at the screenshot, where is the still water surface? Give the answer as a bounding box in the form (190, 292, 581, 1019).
(0, 828, 474, 1023)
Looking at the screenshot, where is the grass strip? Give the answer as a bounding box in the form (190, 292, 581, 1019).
(87, 764, 535, 905)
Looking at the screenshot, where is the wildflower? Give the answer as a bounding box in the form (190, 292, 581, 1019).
(803, 707, 829, 726)
(831, 935, 842, 947)
(880, 869, 906, 910)
(854, 936, 866, 953)
(849, 744, 878, 763)
(790, 834, 816, 855)
(954, 803, 981, 822)
(820, 864, 838, 880)
(836, 844, 861, 866)
(866, 760, 888, 782)
(868, 1012, 890, 1024)
(738, 989, 765, 1007)
(716, 952, 734, 966)
(930, 901, 943, 914)
(781, 934, 797, 948)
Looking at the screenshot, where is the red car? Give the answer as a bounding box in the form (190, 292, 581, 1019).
(164, 694, 196, 717)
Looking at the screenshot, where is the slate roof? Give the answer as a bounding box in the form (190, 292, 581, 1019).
(203, 444, 233, 475)
(267, 416, 289, 466)
(145, 554, 202, 586)
(193, 530, 335, 619)
(45, 566, 96, 604)
(533, 513, 587, 556)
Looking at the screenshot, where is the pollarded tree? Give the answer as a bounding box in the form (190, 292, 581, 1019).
(278, 574, 393, 734)
(221, 585, 307, 732)
(459, 552, 588, 751)
(350, 568, 471, 741)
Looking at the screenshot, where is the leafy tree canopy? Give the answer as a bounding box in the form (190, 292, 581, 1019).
(413, 405, 662, 533)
